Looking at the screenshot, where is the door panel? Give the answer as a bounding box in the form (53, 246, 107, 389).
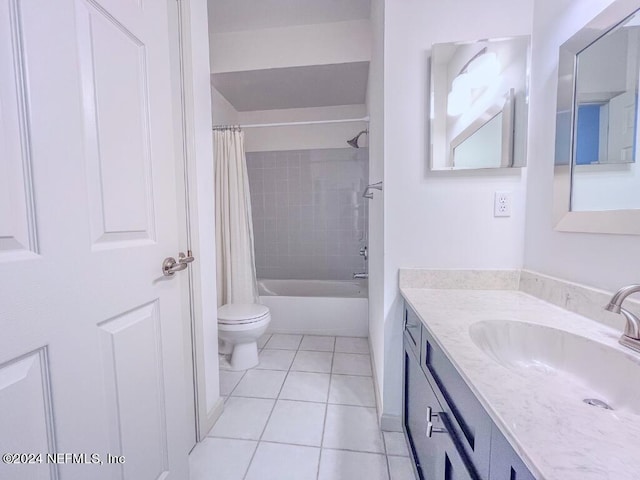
(98, 301, 169, 479)
(0, 0, 190, 478)
(0, 349, 56, 480)
(76, 0, 156, 247)
(0, 0, 38, 259)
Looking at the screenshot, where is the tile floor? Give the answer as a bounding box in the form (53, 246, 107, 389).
(189, 334, 416, 480)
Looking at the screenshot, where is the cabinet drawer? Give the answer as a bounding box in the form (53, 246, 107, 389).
(421, 323, 492, 479)
(404, 306, 422, 359)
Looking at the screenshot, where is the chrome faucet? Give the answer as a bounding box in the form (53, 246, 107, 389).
(605, 284, 640, 353)
(353, 272, 368, 279)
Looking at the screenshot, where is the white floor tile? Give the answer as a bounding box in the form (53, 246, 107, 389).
(262, 399, 326, 446)
(279, 371, 330, 402)
(383, 431, 410, 457)
(209, 397, 274, 440)
(265, 333, 302, 350)
(328, 374, 376, 407)
(189, 437, 256, 480)
(318, 449, 389, 480)
(257, 333, 271, 349)
(254, 349, 296, 371)
(219, 370, 245, 396)
(300, 335, 335, 352)
(291, 350, 333, 373)
(388, 455, 416, 480)
(323, 404, 384, 453)
(332, 353, 372, 376)
(335, 337, 370, 354)
(232, 369, 287, 398)
(244, 442, 320, 480)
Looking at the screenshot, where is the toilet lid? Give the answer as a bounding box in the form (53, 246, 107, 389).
(218, 303, 270, 325)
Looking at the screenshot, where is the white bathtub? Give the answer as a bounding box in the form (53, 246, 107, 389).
(258, 279, 368, 337)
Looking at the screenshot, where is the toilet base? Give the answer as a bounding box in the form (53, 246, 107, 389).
(218, 338, 233, 355)
(229, 341, 259, 370)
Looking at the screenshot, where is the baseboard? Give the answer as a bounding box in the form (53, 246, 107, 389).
(380, 414, 403, 432)
(200, 396, 224, 441)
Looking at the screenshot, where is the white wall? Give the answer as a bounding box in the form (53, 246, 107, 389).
(211, 85, 238, 124)
(211, 80, 366, 153)
(210, 20, 372, 73)
(238, 105, 367, 152)
(380, 0, 534, 421)
(524, 0, 640, 292)
(367, 0, 385, 417)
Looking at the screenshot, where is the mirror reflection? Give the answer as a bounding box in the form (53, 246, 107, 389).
(430, 36, 530, 171)
(570, 10, 640, 211)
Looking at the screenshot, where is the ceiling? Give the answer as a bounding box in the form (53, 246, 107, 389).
(208, 0, 371, 33)
(211, 62, 369, 111)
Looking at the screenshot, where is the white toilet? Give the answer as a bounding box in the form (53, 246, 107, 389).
(217, 303, 271, 370)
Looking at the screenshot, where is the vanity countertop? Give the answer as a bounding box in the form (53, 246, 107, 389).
(400, 286, 640, 480)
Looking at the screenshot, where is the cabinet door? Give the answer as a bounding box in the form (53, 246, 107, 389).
(404, 340, 441, 480)
(421, 323, 492, 478)
(434, 414, 479, 480)
(489, 426, 535, 480)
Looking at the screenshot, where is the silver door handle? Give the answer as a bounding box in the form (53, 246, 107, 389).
(162, 251, 195, 276)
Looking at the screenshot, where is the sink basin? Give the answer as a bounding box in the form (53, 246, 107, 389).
(469, 320, 640, 415)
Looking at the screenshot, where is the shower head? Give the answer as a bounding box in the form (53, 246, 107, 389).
(347, 130, 369, 148)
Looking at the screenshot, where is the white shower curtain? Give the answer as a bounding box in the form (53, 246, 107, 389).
(214, 129, 259, 306)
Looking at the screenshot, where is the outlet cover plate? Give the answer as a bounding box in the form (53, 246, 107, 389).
(494, 191, 512, 217)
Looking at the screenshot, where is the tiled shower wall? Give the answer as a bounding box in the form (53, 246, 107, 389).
(246, 148, 369, 280)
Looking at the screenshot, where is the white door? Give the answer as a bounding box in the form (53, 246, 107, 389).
(607, 90, 636, 163)
(0, 0, 190, 479)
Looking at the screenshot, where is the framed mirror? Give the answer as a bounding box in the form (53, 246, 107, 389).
(430, 36, 530, 171)
(554, 0, 640, 234)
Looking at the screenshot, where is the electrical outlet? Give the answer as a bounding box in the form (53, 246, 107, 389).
(494, 191, 512, 217)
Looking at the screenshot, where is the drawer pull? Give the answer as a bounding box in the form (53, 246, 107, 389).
(426, 406, 447, 438)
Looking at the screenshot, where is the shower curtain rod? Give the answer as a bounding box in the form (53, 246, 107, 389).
(212, 116, 369, 130)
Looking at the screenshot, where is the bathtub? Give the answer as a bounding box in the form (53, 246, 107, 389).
(258, 279, 368, 337)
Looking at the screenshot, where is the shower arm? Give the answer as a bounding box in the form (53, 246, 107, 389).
(363, 181, 383, 199)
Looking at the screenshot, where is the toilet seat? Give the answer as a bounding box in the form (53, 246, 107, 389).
(218, 303, 270, 325)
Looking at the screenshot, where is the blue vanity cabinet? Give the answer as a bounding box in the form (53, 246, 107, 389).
(403, 336, 441, 479)
(403, 303, 536, 480)
(488, 426, 536, 480)
(420, 322, 492, 479)
(403, 335, 476, 480)
(404, 306, 422, 358)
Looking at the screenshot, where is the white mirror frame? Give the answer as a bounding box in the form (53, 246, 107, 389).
(553, 0, 640, 235)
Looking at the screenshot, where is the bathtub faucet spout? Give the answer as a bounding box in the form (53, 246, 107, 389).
(353, 272, 368, 279)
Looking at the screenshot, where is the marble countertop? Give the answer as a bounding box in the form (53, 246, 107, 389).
(400, 286, 640, 480)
